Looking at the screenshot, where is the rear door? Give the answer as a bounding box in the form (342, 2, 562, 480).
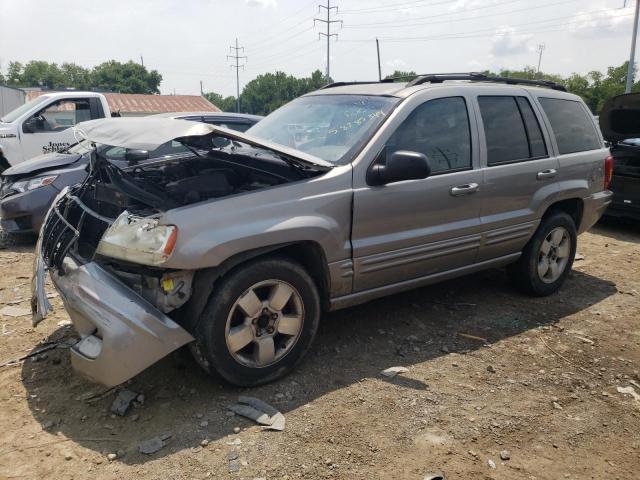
(351, 89, 483, 292)
(474, 89, 560, 262)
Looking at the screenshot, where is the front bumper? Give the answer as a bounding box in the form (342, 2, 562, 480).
(579, 190, 613, 233)
(31, 190, 194, 387)
(0, 184, 58, 234)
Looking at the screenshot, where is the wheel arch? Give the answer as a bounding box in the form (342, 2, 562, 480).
(542, 197, 584, 232)
(175, 241, 331, 332)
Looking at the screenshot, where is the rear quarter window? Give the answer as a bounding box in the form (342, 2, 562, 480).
(538, 97, 601, 154)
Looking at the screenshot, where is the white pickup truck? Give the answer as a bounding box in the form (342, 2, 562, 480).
(0, 92, 112, 170)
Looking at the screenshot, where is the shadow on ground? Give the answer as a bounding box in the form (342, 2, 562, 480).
(20, 266, 617, 464)
(593, 216, 640, 244)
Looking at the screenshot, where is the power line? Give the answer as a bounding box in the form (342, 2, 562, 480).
(343, 0, 588, 29)
(339, 9, 634, 43)
(315, 0, 342, 82)
(227, 38, 247, 112)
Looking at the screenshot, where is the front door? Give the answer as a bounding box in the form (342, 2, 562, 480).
(352, 94, 483, 292)
(21, 98, 97, 160)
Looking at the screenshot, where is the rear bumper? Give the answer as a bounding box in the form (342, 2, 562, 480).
(580, 190, 613, 233)
(0, 185, 58, 234)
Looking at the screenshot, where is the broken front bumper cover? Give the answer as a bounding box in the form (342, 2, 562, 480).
(31, 189, 194, 387)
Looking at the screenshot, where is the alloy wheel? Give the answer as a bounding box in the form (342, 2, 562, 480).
(537, 226, 571, 284)
(225, 279, 305, 368)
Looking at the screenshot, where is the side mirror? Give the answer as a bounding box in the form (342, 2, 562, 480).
(125, 149, 149, 165)
(368, 150, 431, 186)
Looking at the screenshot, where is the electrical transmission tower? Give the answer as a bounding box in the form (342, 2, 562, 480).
(314, 1, 342, 83)
(227, 38, 247, 113)
(536, 43, 546, 75)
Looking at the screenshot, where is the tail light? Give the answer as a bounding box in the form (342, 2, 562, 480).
(604, 155, 614, 190)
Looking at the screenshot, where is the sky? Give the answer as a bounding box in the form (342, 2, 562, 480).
(0, 0, 637, 97)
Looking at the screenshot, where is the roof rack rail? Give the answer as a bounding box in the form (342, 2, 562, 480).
(403, 72, 566, 91)
(320, 72, 566, 92)
(320, 81, 382, 89)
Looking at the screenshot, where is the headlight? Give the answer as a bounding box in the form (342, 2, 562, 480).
(96, 211, 178, 266)
(11, 175, 58, 193)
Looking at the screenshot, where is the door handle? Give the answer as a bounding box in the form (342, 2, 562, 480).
(536, 169, 557, 180)
(449, 182, 479, 196)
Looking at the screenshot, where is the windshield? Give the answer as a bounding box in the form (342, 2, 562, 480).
(0, 96, 50, 123)
(246, 94, 398, 163)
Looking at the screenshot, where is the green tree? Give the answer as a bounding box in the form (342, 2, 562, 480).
(6, 61, 24, 86)
(90, 60, 162, 94)
(60, 62, 91, 90)
(384, 70, 417, 81)
(19, 61, 64, 88)
(240, 69, 328, 115)
(204, 92, 237, 112)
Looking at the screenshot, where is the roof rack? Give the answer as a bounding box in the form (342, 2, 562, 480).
(320, 72, 566, 92)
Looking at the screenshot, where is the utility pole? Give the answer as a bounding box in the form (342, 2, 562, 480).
(140, 55, 144, 67)
(227, 38, 247, 112)
(536, 44, 545, 75)
(314, 1, 342, 83)
(376, 38, 382, 81)
(200, 80, 204, 96)
(625, 0, 640, 93)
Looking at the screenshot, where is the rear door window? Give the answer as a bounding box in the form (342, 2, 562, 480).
(538, 97, 601, 154)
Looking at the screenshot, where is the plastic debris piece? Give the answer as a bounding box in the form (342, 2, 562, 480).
(227, 396, 286, 431)
(381, 366, 409, 378)
(617, 385, 640, 402)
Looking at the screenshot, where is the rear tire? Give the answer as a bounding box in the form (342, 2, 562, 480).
(192, 257, 321, 387)
(508, 211, 577, 296)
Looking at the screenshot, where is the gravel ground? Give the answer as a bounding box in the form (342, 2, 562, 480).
(0, 219, 639, 480)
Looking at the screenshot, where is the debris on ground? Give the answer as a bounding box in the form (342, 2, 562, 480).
(138, 433, 172, 455)
(457, 332, 488, 343)
(423, 473, 445, 480)
(110, 389, 138, 416)
(617, 385, 640, 403)
(575, 253, 585, 260)
(380, 366, 409, 377)
(487, 459, 496, 469)
(0, 305, 31, 317)
(227, 396, 285, 431)
(500, 450, 511, 460)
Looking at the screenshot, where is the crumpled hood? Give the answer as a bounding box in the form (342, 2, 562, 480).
(75, 117, 333, 168)
(599, 92, 640, 143)
(2, 151, 82, 177)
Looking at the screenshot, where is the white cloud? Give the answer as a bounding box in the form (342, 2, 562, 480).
(569, 8, 633, 37)
(386, 58, 407, 70)
(490, 26, 533, 56)
(246, 0, 277, 8)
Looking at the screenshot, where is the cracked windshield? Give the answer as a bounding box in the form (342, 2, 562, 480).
(247, 95, 397, 163)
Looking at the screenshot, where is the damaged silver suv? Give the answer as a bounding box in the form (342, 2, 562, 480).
(32, 73, 613, 388)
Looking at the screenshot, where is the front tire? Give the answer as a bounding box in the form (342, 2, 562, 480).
(508, 211, 577, 296)
(192, 257, 321, 387)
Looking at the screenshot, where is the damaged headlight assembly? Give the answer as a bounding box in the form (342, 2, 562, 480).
(11, 175, 58, 193)
(96, 211, 178, 266)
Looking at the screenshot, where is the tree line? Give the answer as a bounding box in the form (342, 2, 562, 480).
(386, 62, 640, 114)
(205, 69, 327, 116)
(0, 60, 162, 94)
(2, 58, 637, 115)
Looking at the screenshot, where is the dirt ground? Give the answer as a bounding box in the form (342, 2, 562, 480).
(0, 219, 639, 480)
